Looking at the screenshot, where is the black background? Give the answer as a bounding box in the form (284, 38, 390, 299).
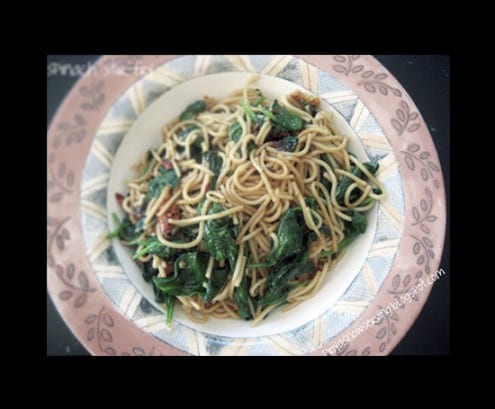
(46, 55, 450, 355)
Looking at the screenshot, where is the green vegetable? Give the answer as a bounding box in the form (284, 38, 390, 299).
(106, 213, 141, 242)
(305, 196, 318, 211)
(267, 100, 304, 132)
(178, 124, 203, 162)
(133, 236, 181, 260)
(248, 207, 304, 268)
(203, 203, 238, 270)
(153, 252, 209, 296)
(335, 160, 380, 205)
(229, 122, 242, 143)
(273, 135, 298, 152)
(140, 260, 156, 282)
(252, 96, 265, 107)
(204, 264, 229, 303)
(364, 160, 379, 175)
(258, 260, 315, 309)
(350, 210, 367, 234)
(138, 151, 154, 178)
(229, 121, 257, 156)
(300, 99, 318, 117)
(164, 294, 175, 327)
(240, 100, 265, 126)
(233, 276, 252, 320)
(146, 169, 180, 201)
(153, 285, 175, 327)
(179, 100, 207, 121)
(203, 151, 223, 190)
(320, 211, 368, 258)
(240, 100, 256, 122)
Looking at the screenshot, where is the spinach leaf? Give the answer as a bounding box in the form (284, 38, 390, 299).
(178, 124, 199, 140)
(233, 276, 252, 320)
(106, 213, 141, 242)
(304, 196, 318, 211)
(300, 99, 318, 117)
(320, 211, 368, 258)
(258, 261, 315, 309)
(360, 187, 382, 207)
(273, 135, 298, 152)
(179, 100, 207, 121)
(267, 100, 304, 132)
(350, 210, 367, 234)
(364, 160, 379, 175)
(229, 122, 243, 143)
(229, 121, 258, 156)
(133, 235, 181, 260)
(252, 96, 265, 106)
(204, 264, 229, 303)
(134, 217, 144, 235)
(335, 160, 379, 205)
(164, 294, 175, 327)
(153, 251, 209, 296)
(177, 124, 203, 162)
(146, 169, 180, 201)
(240, 100, 265, 127)
(248, 207, 304, 268)
(203, 203, 238, 270)
(335, 166, 362, 205)
(140, 260, 157, 282)
(203, 151, 223, 190)
(153, 286, 176, 326)
(153, 281, 167, 303)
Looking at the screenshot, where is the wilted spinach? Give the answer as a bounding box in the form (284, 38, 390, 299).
(203, 203, 238, 270)
(335, 160, 379, 205)
(180, 100, 207, 121)
(233, 275, 252, 320)
(107, 213, 142, 242)
(248, 207, 304, 268)
(133, 235, 182, 260)
(203, 150, 223, 190)
(153, 251, 209, 296)
(320, 211, 368, 258)
(265, 100, 304, 132)
(146, 169, 180, 201)
(273, 135, 298, 152)
(204, 264, 229, 303)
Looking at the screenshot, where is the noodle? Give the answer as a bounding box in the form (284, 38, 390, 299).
(108, 78, 385, 327)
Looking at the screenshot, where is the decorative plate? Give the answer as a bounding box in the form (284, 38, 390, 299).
(47, 55, 446, 356)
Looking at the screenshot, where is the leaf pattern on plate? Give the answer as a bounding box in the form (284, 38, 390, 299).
(332, 55, 363, 76)
(80, 78, 106, 111)
(47, 161, 74, 202)
(47, 216, 71, 267)
(357, 70, 402, 97)
(400, 144, 441, 189)
(371, 305, 400, 353)
(52, 114, 87, 148)
(411, 188, 438, 234)
(390, 100, 420, 135)
(84, 306, 163, 356)
(55, 263, 96, 308)
(85, 307, 115, 354)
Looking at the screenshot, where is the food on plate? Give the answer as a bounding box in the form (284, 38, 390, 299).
(108, 76, 385, 326)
